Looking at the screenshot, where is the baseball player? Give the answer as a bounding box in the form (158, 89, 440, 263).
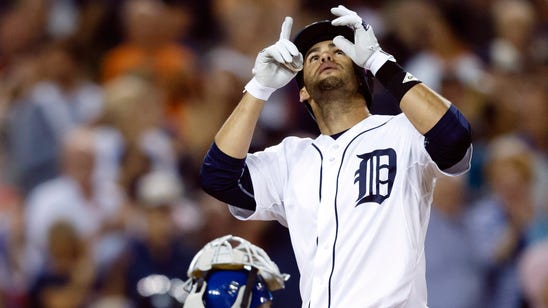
(200, 5, 472, 307)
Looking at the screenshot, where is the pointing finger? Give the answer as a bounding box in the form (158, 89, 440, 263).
(277, 42, 293, 63)
(279, 16, 293, 41)
(279, 39, 300, 57)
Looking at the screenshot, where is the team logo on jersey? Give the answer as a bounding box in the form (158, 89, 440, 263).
(354, 149, 397, 206)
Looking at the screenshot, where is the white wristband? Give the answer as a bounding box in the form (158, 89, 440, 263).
(365, 49, 396, 76)
(244, 78, 277, 101)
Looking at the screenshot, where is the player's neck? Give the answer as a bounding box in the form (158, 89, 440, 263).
(314, 98, 370, 135)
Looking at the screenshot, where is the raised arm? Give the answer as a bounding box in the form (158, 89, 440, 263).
(200, 17, 303, 209)
(331, 5, 471, 170)
(331, 5, 449, 131)
(214, 93, 265, 159)
(214, 16, 303, 158)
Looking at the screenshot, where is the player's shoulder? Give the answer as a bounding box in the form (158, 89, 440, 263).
(371, 113, 416, 130)
(278, 135, 315, 149)
(263, 135, 315, 157)
(361, 113, 411, 130)
(382, 112, 411, 123)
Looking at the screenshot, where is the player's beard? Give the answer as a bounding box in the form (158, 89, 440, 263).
(309, 75, 355, 104)
(318, 75, 344, 91)
(308, 75, 345, 100)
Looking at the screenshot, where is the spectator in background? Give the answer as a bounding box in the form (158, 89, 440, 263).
(0, 2, 47, 76)
(0, 3, 49, 188)
(0, 186, 27, 307)
(466, 135, 548, 308)
(519, 238, 548, 308)
(124, 170, 195, 306)
(100, 0, 195, 84)
(28, 220, 95, 308)
(100, 0, 200, 157)
(24, 127, 125, 283)
(32, 38, 104, 127)
(4, 38, 103, 195)
(386, 0, 489, 94)
(45, 0, 80, 40)
(94, 74, 178, 196)
(488, 0, 544, 74)
(425, 174, 484, 308)
(513, 72, 548, 210)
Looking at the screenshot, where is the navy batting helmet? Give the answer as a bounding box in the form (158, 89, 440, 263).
(292, 20, 373, 109)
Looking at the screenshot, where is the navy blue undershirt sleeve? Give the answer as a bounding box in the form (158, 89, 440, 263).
(424, 105, 472, 171)
(199, 143, 256, 211)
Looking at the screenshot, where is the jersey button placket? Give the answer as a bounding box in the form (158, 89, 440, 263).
(313, 142, 341, 307)
(328, 144, 339, 163)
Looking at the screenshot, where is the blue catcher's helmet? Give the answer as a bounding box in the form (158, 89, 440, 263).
(205, 270, 273, 308)
(181, 235, 289, 308)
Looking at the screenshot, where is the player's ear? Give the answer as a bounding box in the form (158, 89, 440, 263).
(299, 87, 310, 103)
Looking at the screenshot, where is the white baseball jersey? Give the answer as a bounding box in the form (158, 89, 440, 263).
(229, 113, 472, 308)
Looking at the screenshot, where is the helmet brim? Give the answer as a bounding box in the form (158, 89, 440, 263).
(293, 20, 354, 58)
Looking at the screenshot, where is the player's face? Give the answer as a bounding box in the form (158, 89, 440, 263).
(301, 40, 357, 97)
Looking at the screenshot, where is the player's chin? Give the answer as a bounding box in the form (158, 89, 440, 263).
(318, 75, 345, 91)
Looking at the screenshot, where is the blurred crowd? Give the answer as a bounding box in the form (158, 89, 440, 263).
(0, 0, 546, 307)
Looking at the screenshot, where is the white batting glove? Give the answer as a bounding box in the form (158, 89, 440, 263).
(245, 17, 303, 101)
(330, 5, 395, 75)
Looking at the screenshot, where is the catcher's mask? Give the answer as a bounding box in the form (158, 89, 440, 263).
(181, 235, 289, 308)
(292, 20, 373, 118)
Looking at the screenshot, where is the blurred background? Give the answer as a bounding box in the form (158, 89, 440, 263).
(0, 0, 546, 307)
